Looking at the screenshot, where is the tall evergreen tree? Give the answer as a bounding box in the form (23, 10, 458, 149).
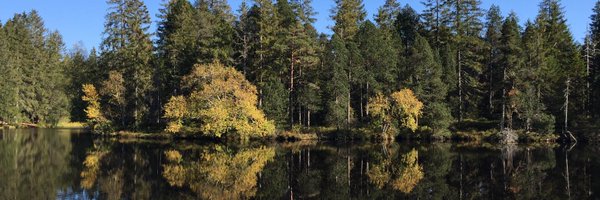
(156, 0, 200, 97)
(498, 13, 523, 130)
(0, 11, 70, 125)
(356, 20, 397, 119)
(323, 35, 351, 128)
(421, 0, 452, 47)
(536, 0, 584, 135)
(0, 20, 20, 123)
(589, 0, 600, 118)
(101, 0, 154, 128)
(407, 35, 452, 134)
(331, 0, 366, 41)
(482, 5, 503, 118)
(375, 0, 400, 32)
(447, 0, 485, 121)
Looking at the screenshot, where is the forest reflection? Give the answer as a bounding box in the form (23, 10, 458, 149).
(1, 129, 600, 199)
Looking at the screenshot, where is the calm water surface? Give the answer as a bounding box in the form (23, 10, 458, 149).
(0, 128, 598, 199)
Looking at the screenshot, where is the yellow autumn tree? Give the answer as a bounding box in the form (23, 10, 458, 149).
(179, 62, 275, 139)
(163, 96, 187, 133)
(368, 92, 395, 138)
(368, 89, 424, 138)
(390, 89, 424, 132)
(81, 84, 108, 130)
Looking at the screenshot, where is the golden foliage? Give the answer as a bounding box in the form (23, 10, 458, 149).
(368, 89, 424, 136)
(99, 71, 125, 106)
(368, 92, 393, 136)
(163, 164, 186, 187)
(366, 159, 391, 189)
(392, 149, 424, 193)
(80, 151, 107, 189)
(165, 150, 182, 163)
(367, 149, 424, 194)
(81, 84, 105, 122)
(180, 62, 275, 138)
(162, 146, 276, 200)
(390, 89, 423, 132)
(163, 96, 187, 133)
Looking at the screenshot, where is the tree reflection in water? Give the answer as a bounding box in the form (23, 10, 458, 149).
(3, 129, 600, 199)
(368, 148, 424, 193)
(162, 146, 275, 200)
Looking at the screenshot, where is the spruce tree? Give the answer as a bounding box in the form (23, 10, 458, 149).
(589, 0, 600, 118)
(324, 35, 351, 129)
(482, 5, 503, 118)
(447, 0, 485, 121)
(157, 0, 199, 96)
(356, 20, 397, 119)
(536, 0, 584, 134)
(407, 35, 452, 135)
(498, 13, 523, 130)
(101, 0, 154, 128)
(375, 0, 400, 33)
(421, 0, 452, 47)
(331, 0, 366, 41)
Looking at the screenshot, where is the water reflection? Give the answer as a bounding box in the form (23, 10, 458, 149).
(1, 129, 599, 199)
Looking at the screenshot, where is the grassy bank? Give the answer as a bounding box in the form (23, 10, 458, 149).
(81, 119, 568, 144)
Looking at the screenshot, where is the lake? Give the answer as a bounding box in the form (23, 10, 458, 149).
(0, 128, 597, 199)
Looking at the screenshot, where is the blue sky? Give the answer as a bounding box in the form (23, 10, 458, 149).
(0, 0, 596, 51)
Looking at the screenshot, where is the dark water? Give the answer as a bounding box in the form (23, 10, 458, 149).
(0, 129, 598, 200)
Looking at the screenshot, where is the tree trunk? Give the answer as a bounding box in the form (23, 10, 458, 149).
(307, 110, 311, 127)
(458, 49, 463, 122)
(290, 53, 295, 128)
(366, 82, 370, 116)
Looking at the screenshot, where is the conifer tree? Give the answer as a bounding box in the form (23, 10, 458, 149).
(482, 5, 503, 118)
(589, 0, 600, 118)
(356, 20, 397, 119)
(498, 13, 523, 130)
(101, 0, 154, 128)
(446, 0, 485, 121)
(375, 0, 400, 32)
(407, 35, 452, 134)
(157, 0, 199, 96)
(331, 0, 366, 41)
(536, 0, 584, 135)
(324, 35, 351, 128)
(421, 0, 452, 47)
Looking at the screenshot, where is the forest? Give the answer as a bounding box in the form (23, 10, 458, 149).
(1, 0, 600, 142)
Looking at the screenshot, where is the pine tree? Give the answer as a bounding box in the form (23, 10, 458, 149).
(447, 0, 485, 121)
(536, 0, 584, 135)
(421, 0, 452, 47)
(498, 13, 523, 130)
(589, 0, 600, 118)
(242, 0, 288, 126)
(356, 21, 397, 119)
(375, 0, 400, 32)
(407, 35, 452, 134)
(290, 0, 320, 127)
(324, 35, 351, 129)
(331, 0, 366, 41)
(156, 0, 200, 96)
(101, 0, 154, 128)
(482, 5, 503, 118)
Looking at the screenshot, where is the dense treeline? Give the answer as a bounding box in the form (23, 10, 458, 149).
(2, 0, 600, 140)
